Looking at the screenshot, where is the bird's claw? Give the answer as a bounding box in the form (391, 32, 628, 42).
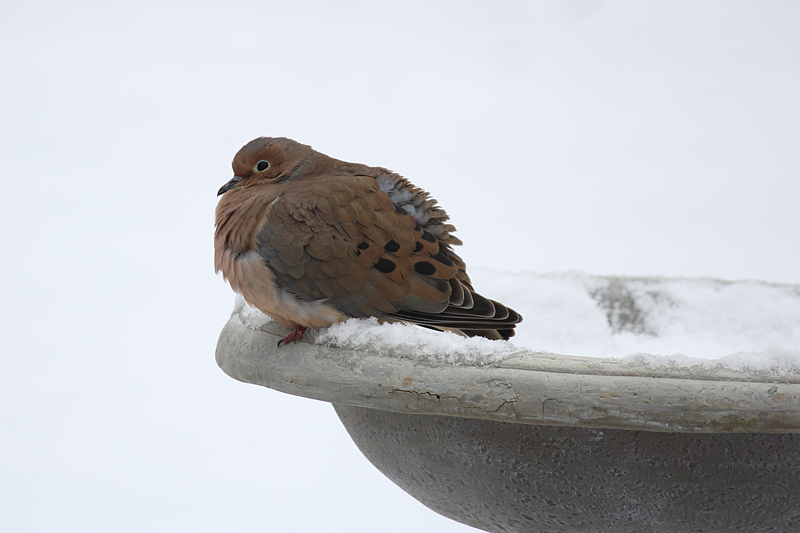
(277, 327, 307, 347)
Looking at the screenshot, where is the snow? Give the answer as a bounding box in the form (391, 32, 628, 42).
(237, 271, 800, 375)
(315, 318, 521, 366)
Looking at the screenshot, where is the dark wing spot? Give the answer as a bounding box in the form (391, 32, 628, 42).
(355, 249, 361, 256)
(357, 241, 370, 250)
(385, 240, 400, 253)
(421, 231, 436, 243)
(414, 261, 436, 276)
(394, 204, 407, 215)
(413, 241, 424, 253)
(375, 258, 397, 273)
(431, 251, 454, 267)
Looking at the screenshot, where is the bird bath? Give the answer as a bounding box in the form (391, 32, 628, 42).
(215, 276, 800, 533)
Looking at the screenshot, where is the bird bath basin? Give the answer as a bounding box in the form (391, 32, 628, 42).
(215, 276, 800, 533)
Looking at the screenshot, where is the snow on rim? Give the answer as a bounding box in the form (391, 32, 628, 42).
(233, 271, 800, 375)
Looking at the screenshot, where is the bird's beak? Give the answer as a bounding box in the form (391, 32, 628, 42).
(217, 175, 243, 196)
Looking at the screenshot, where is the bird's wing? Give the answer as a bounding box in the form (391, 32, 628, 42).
(256, 173, 521, 338)
(256, 174, 457, 318)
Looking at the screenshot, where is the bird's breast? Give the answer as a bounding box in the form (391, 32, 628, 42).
(218, 248, 346, 330)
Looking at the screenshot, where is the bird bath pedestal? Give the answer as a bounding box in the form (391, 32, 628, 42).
(215, 288, 800, 533)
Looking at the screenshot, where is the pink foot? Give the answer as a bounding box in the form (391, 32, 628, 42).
(277, 327, 307, 347)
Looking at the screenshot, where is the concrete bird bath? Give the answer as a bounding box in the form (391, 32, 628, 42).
(215, 276, 800, 533)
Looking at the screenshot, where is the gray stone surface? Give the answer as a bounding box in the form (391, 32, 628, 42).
(335, 404, 800, 533)
(216, 313, 800, 433)
(215, 291, 800, 532)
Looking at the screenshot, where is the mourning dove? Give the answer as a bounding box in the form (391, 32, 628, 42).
(215, 137, 522, 345)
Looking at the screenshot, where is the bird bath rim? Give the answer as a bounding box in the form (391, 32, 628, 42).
(215, 309, 800, 434)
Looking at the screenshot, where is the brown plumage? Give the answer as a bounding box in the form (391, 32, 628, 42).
(215, 137, 522, 344)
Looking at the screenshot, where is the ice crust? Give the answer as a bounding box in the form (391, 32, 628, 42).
(234, 271, 800, 374)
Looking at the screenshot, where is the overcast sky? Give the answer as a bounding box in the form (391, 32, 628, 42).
(1, 1, 798, 532)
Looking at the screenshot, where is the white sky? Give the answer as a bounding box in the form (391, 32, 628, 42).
(1, 1, 798, 532)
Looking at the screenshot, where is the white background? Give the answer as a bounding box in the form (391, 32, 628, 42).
(1, 1, 797, 531)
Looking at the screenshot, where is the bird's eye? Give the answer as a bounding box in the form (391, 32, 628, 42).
(255, 160, 270, 172)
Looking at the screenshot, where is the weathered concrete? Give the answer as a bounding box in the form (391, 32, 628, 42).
(216, 313, 800, 433)
(334, 404, 800, 533)
(215, 302, 800, 532)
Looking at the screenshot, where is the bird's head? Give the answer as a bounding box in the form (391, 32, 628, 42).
(218, 137, 316, 196)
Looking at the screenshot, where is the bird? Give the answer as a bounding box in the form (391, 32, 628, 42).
(215, 137, 522, 346)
